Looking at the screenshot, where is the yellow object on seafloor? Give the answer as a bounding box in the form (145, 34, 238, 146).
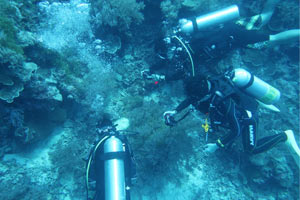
(202, 118, 209, 133)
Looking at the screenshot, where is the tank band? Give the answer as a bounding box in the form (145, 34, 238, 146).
(191, 17, 198, 32)
(99, 152, 127, 160)
(241, 73, 254, 89)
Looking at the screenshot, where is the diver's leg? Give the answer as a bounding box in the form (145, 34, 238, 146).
(252, 130, 300, 168)
(250, 133, 286, 154)
(241, 111, 257, 154)
(247, 128, 300, 168)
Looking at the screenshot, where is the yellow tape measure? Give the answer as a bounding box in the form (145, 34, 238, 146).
(202, 118, 209, 133)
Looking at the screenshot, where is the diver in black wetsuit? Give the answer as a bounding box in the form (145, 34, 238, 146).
(143, 22, 270, 82)
(163, 74, 300, 156)
(142, 4, 300, 82)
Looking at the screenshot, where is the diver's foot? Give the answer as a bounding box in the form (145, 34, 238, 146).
(284, 130, 300, 155)
(284, 130, 300, 167)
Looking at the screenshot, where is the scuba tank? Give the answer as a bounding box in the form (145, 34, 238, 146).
(86, 126, 136, 200)
(179, 5, 240, 34)
(231, 68, 280, 105)
(103, 136, 126, 200)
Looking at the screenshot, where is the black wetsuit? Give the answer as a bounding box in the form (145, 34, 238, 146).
(151, 22, 269, 81)
(175, 76, 287, 154)
(189, 22, 269, 63)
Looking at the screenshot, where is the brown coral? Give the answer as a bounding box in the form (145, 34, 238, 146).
(91, 0, 145, 31)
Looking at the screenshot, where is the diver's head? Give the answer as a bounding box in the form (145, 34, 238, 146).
(184, 75, 210, 98)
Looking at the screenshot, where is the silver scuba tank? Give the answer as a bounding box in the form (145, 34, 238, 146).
(231, 68, 280, 105)
(104, 136, 126, 200)
(179, 5, 240, 34)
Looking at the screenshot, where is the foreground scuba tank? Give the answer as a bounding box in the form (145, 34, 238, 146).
(179, 5, 240, 34)
(86, 125, 136, 200)
(103, 136, 126, 200)
(232, 68, 280, 105)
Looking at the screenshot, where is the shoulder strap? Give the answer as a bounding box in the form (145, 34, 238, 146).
(210, 76, 236, 100)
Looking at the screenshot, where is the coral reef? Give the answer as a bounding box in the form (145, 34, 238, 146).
(0, 0, 74, 152)
(90, 0, 145, 32)
(160, 0, 182, 23)
(0, 0, 27, 103)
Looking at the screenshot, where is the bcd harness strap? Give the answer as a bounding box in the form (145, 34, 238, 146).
(208, 78, 237, 128)
(99, 152, 127, 160)
(191, 17, 198, 32)
(240, 73, 254, 90)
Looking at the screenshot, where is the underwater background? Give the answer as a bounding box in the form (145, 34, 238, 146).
(0, 0, 299, 199)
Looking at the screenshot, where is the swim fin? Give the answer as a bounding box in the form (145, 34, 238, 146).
(257, 100, 280, 112)
(269, 29, 300, 46)
(260, 0, 280, 27)
(284, 130, 300, 168)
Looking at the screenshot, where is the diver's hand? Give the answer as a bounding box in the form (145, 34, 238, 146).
(141, 69, 151, 79)
(141, 70, 165, 81)
(152, 74, 165, 81)
(163, 110, 177, 126)
(204, 143, 219, 153)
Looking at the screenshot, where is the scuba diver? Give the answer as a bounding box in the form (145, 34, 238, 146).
(142, 1, 300, 82)
(85, 118, 136, 200)
(163, 68, 300, 166)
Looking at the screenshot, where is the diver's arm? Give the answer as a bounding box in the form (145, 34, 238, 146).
(175, 98, 194, 113)
(164, 98, 194, 126)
